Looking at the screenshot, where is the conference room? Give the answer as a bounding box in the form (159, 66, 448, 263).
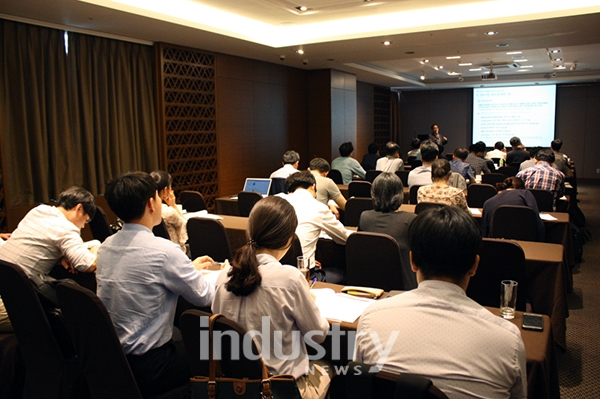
(1, 1, 599, 398)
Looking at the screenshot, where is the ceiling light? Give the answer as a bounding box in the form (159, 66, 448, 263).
(554, 58, 563, 61)
(296, 49, 304, 55)
(514, 59, 528, 62)
(447, 71, 460, 76)
(446, 56, 461, 60)
(485, 31, 498, 35)
(458, 63, 472, 66)
(506, 51, 522, 55)
(520, 65, 533, 68)
(550, 49, 561, 53)
(420, 71, 425, 80)
(469, 68, 483, 71)
(423, 59, 429, 63)
(382, 41, 391, 45)
(296, 6, 308, 11)
(556, 65, 566, 69)
(438, 66, 443, 69)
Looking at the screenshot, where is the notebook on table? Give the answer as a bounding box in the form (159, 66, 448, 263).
(243, 178, 272, 197)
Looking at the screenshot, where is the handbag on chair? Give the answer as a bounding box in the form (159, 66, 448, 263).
(191, 313, 301, 399)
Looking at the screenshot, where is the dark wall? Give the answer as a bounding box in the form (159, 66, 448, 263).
(399, 84, 600, 179)
(357, 81, 375, 162)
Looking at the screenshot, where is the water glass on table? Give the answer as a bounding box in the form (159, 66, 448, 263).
(500, 280, 518, 319)
(297, 256, 310, 284)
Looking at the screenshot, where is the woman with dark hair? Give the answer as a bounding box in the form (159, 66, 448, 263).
(212, 196, 332, 399)
(417, 158, 469, 211)
(150, 170, 188, 252)
(358, 173, 417, 290)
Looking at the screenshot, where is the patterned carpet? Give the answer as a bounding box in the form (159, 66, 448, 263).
(557, 182, 600, 398)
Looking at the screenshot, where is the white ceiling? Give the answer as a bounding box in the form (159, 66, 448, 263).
(1, 0, 600, 90)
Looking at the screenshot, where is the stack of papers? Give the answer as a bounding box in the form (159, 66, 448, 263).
(311, 288, 376, 323)
(540, 213, 558, 221)
(184, 210, 223, 220)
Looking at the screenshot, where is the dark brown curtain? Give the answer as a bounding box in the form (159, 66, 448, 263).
(0, 19, 158, 207)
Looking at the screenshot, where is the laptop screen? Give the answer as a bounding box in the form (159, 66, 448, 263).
(243, 178, 272, 196)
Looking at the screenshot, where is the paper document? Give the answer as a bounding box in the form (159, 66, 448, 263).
(184, 210, 223, 220)
(200, 269, 222, 286)
(469, 208, 482, 215)
(311, 288, 376, 323)
(540, 213, 558, 221)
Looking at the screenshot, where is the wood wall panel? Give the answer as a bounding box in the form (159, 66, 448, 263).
(357, 82, 375, 161)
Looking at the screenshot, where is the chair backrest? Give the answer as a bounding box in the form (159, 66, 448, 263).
(395, 170, 409, 187)
(328, 169, 344, 184)
(180, 190, 207, 212)
(346, 232, 412, 291)
(490, 205, 539, 241)
(329, 361, 449, 399)
(414, 202, 446, 215)
(467, 184, 497, 208)
(269, 177, 287, 195)
(279, 234, 303, 267)
(180, 310, 263, 379)
(348, 181, 372, 198)
(497, 166, 518, 177)
(491, 157, 501, 166)
(0, 260, 81, 398)
(56, 282, 143, 399)
(481, 173, 505, 186)
(527, 188, 554, 212)
(237, 191, 263, 217)
(152, 219, 171, 240)
(187, 218, 233, 262)
(365, 170, 382, 183)
(410, 159, 423, 169)
(409, 185, 421, 205)
(344, 198, 374, 227)
(466, 239, 527, 311)
(88, 205, 114, 243)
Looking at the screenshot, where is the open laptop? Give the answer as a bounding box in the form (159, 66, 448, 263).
(242, 178, 272, 197)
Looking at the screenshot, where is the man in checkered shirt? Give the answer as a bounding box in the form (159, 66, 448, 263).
(516, 149, 565, 204)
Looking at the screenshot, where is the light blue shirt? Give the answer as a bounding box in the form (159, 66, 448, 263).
(331, 156, 366, 184)
(96, 223, 214, 355)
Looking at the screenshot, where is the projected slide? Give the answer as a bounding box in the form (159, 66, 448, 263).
(473, 85, 556, 147)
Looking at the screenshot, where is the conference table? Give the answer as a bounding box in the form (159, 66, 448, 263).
(314, 282, 559, 399)
(213, 213, 567, 349)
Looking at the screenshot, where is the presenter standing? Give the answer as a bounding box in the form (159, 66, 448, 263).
(429, 124, 448, 155)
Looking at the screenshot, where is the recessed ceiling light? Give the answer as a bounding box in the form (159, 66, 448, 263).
(554, 58, 563, 61)
(506, 51, 522, 55)
(556, 65, 566, 69)
(382, 41, 391, 46)
(423, 59, 429, 63)
(420, 71, 426, 80)
(438, 66, 443, 69)
(485, 31, 499, 35)
(447, 71, 460, 76)
(469, 68, 483, 71)
(520, 65, 533, 68)
(496, 43, 509, 48)
(296, 49, 304, 55)
(551, 49, 561, 53)
(458, 63, 472, 66)
(296, 6, 308, 11)
(514, 59, 528, 62)
(446, 56, 461, 60)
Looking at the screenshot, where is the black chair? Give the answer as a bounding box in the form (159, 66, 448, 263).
(414, 202, 446, 215)
(409, 185, 421, 205)
(152, 219, 171, 240)
(0, 260, 86, 399)
(467, 184, 497, 208)
(365, 170, 382, 183)
(481, 173, 505, 186)
(528, 188, 554, 212)
(237, 191, 263, 217)
(346, 232, 414, 291)
(269, 177, 287, 195)
(497, 166, 518, 177)
(56, 282, 143, 399)
(490, 205, 539, 241)
(279, 234, 303, 267)
(88, 205, 114, 243)
(395, 170, 409, 187)
(344, 197, 374, 227)
(329, 361, 449, 399)
(410, 159, 422, 169)
(466, 238, 527, 311)
(328, 169, 344, 185)
(348, 181, 372, 198)
(179, 190, 207, 212)
(179, 310, 263, 379)
(491, 157, 501, 166)
(187, 218, 233, 261)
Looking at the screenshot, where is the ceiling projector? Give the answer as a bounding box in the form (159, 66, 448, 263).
(481, 72, 497, 80)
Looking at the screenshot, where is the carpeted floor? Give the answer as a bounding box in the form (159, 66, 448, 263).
(557, 182, 600, 398)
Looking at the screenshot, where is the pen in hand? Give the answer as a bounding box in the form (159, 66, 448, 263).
(309, 277, 317, 289)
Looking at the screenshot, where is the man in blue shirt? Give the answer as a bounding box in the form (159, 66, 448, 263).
(331, 142, 366, 184)
(450, 147, 475, 182)
(96, 171, 214, 397)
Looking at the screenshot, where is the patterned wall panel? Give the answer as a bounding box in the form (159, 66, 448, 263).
(156, 44, 218, 210)
(374, 86, 392, 147)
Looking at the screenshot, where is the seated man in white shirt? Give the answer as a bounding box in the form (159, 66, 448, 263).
(270, 150, 300, 178)
(407, 139, 438, 187)
(96, 172, 215, 397)
(283, 171, 352, 283)
(376, 141, 404, 173)
(354, 206, 527, 399)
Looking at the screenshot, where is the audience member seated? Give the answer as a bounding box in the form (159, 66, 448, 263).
(550, 139, 573, 178)
(450, 147, 475, 183)
(309, 157, 347, 219)
(406, 137, 421, 160)
(331, 142, 366, 184)
(151, 170, 188, 252)
(213, 196, 332, 399)
(407, 139, 438, 187)
(465, 142, 490, 175)
(517, 146, 540, 171)
(358, 173, 417, 290)
(96, 172, 214, 397)
(361, 142, 380, 171)
(480, 177, 544, 240)
(486, 141, 507, 163)
(283, 171, 352, 283)
(417, 159, 469, 212)
(270, 150, 300, 179)
(354, 206, 527, 399)
(516, 149, 565, 204)
(376, 141, 404, 173)
(506, 136, 530, 167)
(0, 187, 99, 332)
